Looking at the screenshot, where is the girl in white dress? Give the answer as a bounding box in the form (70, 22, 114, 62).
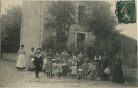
(43, 57, 48, 75)
(16, 45, 26, 71)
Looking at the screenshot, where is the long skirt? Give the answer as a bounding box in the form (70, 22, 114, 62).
(28, 58, 35, 70)
(52, 68, 58, 75)
(112, 66, 125, 83)
(16, 54, 26, 69)
(101, 68, 110, 81)
(62, 65, 68, 74)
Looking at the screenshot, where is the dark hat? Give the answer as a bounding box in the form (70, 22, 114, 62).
(31, 47, 34, 50)
(21, 44, 24, 47)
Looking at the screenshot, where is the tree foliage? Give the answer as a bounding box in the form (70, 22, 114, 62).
(1, 6, 21, 52)
(44, 1, 76, 50)
(81, 1, 120, 57)
(44, 1, 121, 57)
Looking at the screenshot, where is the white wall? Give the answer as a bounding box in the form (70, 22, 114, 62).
(21, 1, 42, 57)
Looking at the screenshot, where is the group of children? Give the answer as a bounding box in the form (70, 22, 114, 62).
(17, 46, 124, 83)
(29, 48, 98, 80)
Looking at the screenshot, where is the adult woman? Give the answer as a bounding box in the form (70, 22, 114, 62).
(16, 45, 26, 71)
(112, 54, 125, 83)
(28, 47, 35, 71)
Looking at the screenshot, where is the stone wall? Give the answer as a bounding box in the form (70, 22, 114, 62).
(67, 24, 95, 52)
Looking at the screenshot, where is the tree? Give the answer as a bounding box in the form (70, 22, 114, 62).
(1, 6, 21, 52)
(81, 1, 120, 57)
(44, 1, 76, 51)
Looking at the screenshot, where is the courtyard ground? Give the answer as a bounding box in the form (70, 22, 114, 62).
(0, 53, 137, 88)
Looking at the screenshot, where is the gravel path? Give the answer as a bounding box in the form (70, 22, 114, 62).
(0, 60, 137, 88)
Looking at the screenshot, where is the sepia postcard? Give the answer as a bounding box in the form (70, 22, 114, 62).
(0, 0, 137, 88)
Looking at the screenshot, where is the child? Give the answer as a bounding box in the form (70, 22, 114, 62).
(88, 61, 96, 80)
(57, 60, 63, 77)
(82, 62, 89, 79)
(33, 48, 43, 78)
(52, 59, 58, 77)
(45, 59, 52, 77)
(71, 55, 78, 67)
(72, 55, 77, 62)
(62, 60, 69, 77)
(43, 56, 48, 75)
(78, 65, 83, 80)
(70, 63, 77, 78)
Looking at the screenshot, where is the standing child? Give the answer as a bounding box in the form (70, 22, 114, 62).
(52, 59, 58, 77)
(82, 62, 89, 79)
(62, 60, 68, 77)
(88, 61, 96, 80)
(70, 63, 77, 78)
(34, 48, 43, 78)
(57, 60, 63, 77)
(46, 59, 52, 77)
(78, 65, 83, 80)
(43, 56, 48, 75)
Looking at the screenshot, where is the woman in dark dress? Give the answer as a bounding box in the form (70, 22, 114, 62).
(112, 54, 125, 83)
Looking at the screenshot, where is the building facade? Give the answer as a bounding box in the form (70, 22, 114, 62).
(21, 1, 95, 55)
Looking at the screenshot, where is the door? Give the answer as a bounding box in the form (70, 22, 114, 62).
(77, 33, 85, 52)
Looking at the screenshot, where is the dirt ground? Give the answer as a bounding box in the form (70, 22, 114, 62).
(0, 59, 137, 88)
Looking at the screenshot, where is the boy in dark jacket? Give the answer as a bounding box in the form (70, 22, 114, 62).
(34, 48, 43, 78)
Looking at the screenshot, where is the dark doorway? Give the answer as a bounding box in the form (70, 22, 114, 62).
(77, 33, 85, 52)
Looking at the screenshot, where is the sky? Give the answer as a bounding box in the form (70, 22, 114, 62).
(1, 0, 116, 15)
(1, 0, 137, 40)
(1, 0, 22, 14)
